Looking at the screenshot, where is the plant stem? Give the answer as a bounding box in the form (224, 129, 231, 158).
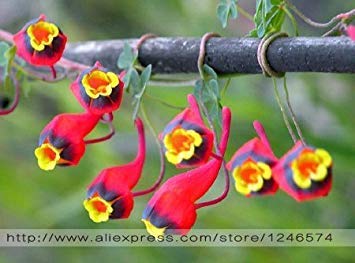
(145, 93, 185, 110)
(0, 29, 14, 43)
(282, 76, 306, 145)
(84, 122, 115, 144)
(284, 7, 299, 36)
(285, 0, 355, 28)
(132, 102, 165, 197)
(272, 77, 297, 143)
(237, 5, 254, 22)
(221, 77, 232, 98)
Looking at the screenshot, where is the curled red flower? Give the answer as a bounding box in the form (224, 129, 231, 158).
(227, 121, 279, 197)
(70, 61, 124, 115)
(34, 112, 101, 171)
(272, 141, 332, 202)
(83, 118, 145, 222)
(13, 14, 67, 67)
(159, 94, 214, 168)
(142, 107, 231, 237)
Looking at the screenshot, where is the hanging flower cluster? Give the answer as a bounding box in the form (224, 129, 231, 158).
(142, 96, 231, 237)
(227, 121, 333, 202)
(0, 14, 337, 239)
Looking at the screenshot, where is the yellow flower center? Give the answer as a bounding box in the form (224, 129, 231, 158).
(83, 195, 113, 223)
(27, 21, 59, 51)
(163, 128, 203, 164)
(232, 159, 271, 195)
(34, 143, 61, 171)
(291, 148, 332, 189)
(141, 219, 167, 239)
(81, 70, 119, 99)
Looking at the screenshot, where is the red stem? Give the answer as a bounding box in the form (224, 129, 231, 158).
(132, 118, 146, 164)
(56, 57, 89, 72)
(50, 65, 57, 79)
(132, 146, 165, 197)
(0, 29, 14, 43)
(0, 75, 20, 116)
(132, 117, 165, 197)
(84, 122, 115, 144)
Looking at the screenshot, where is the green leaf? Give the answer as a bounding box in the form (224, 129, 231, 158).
(129, 68, 140, 94)
(4, 45, 17, 74)
(0, 42, 10, 66)
(140, 64, 152, 88)
(130, 65, 152, 120)
(217, 3, 229, 28)
(250, 0, 285, 38)
(4, 75, 12, 91)
(117, 42, 137, 69)
(208, 79, 221, 100)
(194, 77, 223, 128)
(217, 0, 238, 28)
(203, 64, 218, 80)
(230, 1, 238, 19)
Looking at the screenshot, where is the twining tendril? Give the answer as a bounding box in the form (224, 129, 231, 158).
(257, 32, 288, 78)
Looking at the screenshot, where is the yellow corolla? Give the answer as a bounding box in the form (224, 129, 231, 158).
(34, 142, 61, 171)
(291, 148, 332, 189)
(163, 128, 203, 164)
(232, 159, 271, 195)
(83, 195, 114, 223)
(81, 70, 119, 99)
(141, 219, 167, 239)
(27, 21, 59, 51)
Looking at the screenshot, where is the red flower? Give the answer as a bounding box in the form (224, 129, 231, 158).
(227, 121, 279, 197)
(142, 107, 231, 237)
(34, 112, 101, 171)
(160, 94, 214, 168)
(70, 61, 124, 115)
(272, 141, 332, 202)
(13, 14, 67, 67)
(83, 118, 145, 222)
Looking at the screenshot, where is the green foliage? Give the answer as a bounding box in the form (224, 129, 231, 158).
(0, 42, 17, 90)
(194, 64, 222, 128)
(0, 42, 10, 66)
(131, 65, 152, 120)
(217, 0, 238, 28)
(250, 0, 286, 38)
(117, 42, 139, 88)
(117, 42, 152, 119)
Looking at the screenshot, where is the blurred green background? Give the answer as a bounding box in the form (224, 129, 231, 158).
(0, 0, 354, 262)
